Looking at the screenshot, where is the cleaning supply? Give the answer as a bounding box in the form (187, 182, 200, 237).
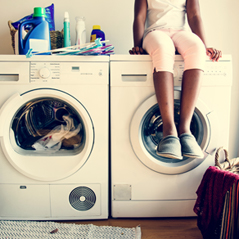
(12, 4, 55, 31)
(63, 12, 71, 47)
(14, 29, 27, 54)
(90, 25, 105, 45)
(75, 17, 86, 46)
(18, 7, 51, 55)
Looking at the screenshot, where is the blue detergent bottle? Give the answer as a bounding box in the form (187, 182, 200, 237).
(90, 25, 105, 45)
(18, 7, 51, 55)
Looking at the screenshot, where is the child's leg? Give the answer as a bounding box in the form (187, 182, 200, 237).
(172, 31, 205, 158)
(153, 71, 183, 159)
(143, 30, 183, 159)
(172, 31, 205, 135)
(178, 69, 202, 135)
(143, 30, 177, 137)
(153, 71, 177, 137)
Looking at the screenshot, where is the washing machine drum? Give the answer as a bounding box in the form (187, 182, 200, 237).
(142, 100, 203, 155)
(130, 93, 212, 175)
(11, 98, 85, 152)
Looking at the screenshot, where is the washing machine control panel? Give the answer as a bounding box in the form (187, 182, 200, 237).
(30, 61, 107, 83)
(173, 59, 232, 86)
(30, 62, 60, 82)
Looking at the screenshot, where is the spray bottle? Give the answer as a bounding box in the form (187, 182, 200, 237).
(75, 17, 86, 46)
(63, 12, 71, 47)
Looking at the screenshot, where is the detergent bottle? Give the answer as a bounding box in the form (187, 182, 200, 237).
(18, 7, 51, 55)
(90, 25, 105, 45)
(75, 17, 86, 46)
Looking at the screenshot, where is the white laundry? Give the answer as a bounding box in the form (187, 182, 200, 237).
(32, 115, 82, 152)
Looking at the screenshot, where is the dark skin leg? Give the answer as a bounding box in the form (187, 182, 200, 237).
(178, 69, 203, 135)
(153, 71, 178, 137)
(153, 69, 203, 138)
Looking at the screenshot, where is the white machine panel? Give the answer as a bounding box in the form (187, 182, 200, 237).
(0, 55, 109, 220)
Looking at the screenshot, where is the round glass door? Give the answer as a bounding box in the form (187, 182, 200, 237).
(130, 92, 212, 175)
(11, 97, 85, 155)
(0, 89, 94, 181)
(141, 99, 204, 162)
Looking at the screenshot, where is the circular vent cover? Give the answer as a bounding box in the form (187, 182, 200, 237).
(69, 186, 96, 211)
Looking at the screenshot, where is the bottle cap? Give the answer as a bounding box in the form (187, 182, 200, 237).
(93, 25, 101, 30)
(33, 7, 46, 17)
(64, 12, 69, 20)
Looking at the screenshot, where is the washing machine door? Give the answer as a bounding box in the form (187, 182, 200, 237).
(0, 89, 94, 181)
(130, 90, 218, 175)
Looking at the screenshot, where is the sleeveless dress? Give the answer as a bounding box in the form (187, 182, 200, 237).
(145, 0, 187, 36)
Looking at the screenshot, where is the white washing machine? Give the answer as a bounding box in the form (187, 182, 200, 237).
(0, 55, 109, 220)
(110, 54, 232, 217)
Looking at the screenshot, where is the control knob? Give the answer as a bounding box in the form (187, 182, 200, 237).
(39, 67, 51, 79)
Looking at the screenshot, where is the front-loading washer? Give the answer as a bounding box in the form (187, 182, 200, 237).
(0, 55, 109, 220)
(110, 54, 232, 217)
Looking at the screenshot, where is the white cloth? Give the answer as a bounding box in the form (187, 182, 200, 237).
(145, 0, 187, 36)
(32, 115, 82, 153)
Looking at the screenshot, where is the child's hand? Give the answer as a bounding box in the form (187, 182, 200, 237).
(206, 48, 222, 62)
(129, 46, 147, 55)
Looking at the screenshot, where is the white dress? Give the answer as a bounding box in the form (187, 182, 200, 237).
(145, 0, 187, 36)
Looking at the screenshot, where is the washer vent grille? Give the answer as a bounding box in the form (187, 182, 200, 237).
(69, 186, 96, 211)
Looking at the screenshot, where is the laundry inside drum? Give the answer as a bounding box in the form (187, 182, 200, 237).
(11, 97, 86, 155)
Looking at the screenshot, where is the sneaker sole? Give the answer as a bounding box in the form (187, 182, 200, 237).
(156, 151, 183, 160)
(182, 153, 204, 159)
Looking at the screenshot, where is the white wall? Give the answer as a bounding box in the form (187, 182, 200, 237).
(0, 0, 238, 157)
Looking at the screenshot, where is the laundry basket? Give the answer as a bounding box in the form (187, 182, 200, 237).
(194, 147, 239, 239)
(8, 20, 63, 54)
(214, 147, 239, 239)
(215, 146, 239, 174)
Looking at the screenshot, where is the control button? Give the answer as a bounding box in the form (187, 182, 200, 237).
(39, 67, 51, 79)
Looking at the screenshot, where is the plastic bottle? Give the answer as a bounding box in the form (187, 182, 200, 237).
(75, 17, 86, 46)
(63, 12, 71, 47)
(90, 25, 105, 45)
(18, 7, 51, 55)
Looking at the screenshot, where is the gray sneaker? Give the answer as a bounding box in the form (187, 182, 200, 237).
(156, 135, 183, 160)
(179, 133, 204, 158)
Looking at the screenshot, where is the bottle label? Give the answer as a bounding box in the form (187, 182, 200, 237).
(90, 34, 97, 42)
(29, 39, 49, 52)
